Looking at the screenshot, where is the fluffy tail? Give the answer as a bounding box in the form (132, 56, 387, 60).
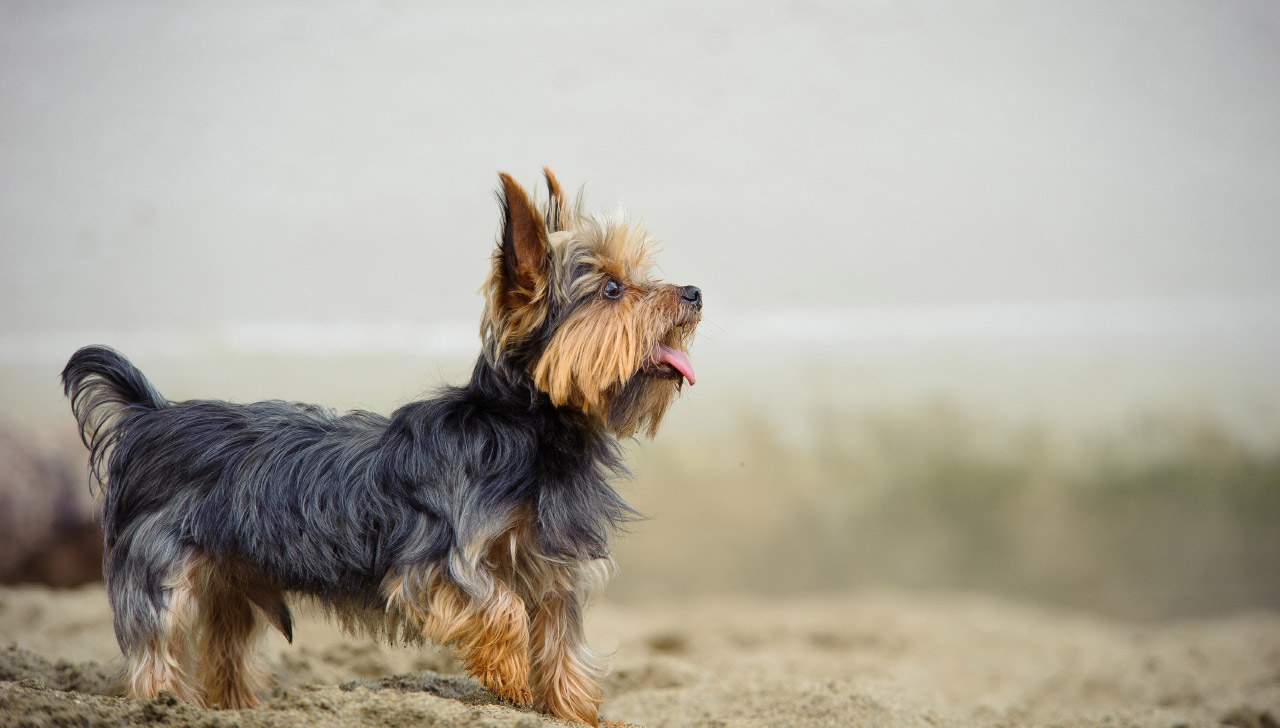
(61, 346, 169, 489)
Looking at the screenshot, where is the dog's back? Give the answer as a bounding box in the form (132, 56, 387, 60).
(63, 347, 412, 598)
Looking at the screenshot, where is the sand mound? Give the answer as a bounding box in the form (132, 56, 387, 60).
(0, 642, 574, 728)
(2, 585, 1277, 727)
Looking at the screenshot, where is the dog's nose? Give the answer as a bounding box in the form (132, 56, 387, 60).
(679, 285, 702, 308)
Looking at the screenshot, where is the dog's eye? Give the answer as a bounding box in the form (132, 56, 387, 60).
(602, 279, 624, 300)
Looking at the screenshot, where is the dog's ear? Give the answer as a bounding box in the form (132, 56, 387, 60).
(497, 172, 548, 308)
(542, 167, 569, 233)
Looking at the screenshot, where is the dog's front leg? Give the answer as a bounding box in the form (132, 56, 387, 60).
(527, 561, 609, 725)
(435, 576, 533, 706)
(387, 565, 533, 706)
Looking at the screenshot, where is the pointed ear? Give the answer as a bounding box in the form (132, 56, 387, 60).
(542, 167, 570, 233)
(497, 172, 548, 304)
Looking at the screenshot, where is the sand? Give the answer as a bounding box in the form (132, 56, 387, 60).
(1, 585, 1277, 727)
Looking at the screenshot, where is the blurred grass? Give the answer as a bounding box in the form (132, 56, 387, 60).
(614, 404, 1280, 619)
(4, 401, 1278, 619)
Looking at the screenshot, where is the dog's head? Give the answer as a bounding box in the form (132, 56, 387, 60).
(480, 169, 701, 437)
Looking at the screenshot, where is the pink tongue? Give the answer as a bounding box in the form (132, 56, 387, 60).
(653, 343, 695, 385)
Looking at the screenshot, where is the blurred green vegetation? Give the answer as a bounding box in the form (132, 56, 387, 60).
(614, 404, 1280, 619)
(5, 399, 1277, 619)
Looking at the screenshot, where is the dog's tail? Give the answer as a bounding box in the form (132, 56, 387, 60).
(61, 346, 169, 490)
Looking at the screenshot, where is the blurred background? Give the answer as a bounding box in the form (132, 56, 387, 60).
(2, 1, 1278, 619)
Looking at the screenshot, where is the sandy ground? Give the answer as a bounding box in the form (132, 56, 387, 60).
(1, 585, 1277, 727)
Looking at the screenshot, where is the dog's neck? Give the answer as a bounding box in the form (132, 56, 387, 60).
(465, 354, 591, 428)
(457, 354, 635, 560)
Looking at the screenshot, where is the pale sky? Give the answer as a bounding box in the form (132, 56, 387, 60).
(4, 1, 1278, 332)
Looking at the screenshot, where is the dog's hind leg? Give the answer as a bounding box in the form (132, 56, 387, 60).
(193, 563, 273, 710)
(105, 532, 201, 704)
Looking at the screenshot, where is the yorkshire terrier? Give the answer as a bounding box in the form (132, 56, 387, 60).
(61, 169, 701, 724)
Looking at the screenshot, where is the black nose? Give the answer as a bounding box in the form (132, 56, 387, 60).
(679, 285, 702, 308)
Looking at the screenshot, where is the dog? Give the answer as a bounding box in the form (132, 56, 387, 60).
(61, 169, 701, 724)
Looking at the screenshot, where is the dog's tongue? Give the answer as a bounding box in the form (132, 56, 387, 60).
(653, 343, 695, 385)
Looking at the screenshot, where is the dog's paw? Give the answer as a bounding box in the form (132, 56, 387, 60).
(482, 669, 533, 707)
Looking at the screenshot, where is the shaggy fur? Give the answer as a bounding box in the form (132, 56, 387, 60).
(61, 169, 701, 725)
